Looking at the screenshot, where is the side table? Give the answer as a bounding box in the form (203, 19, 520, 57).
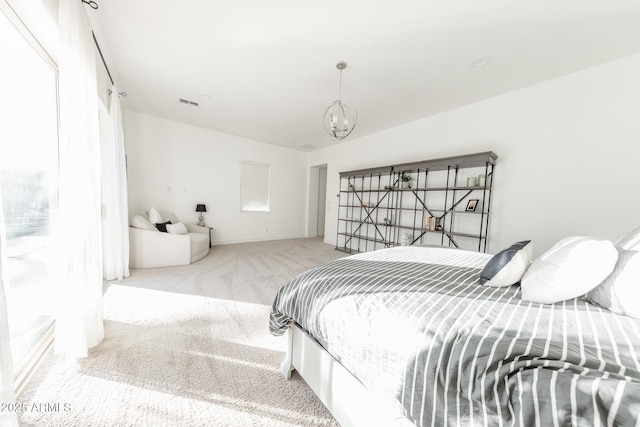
(207, 227, 214, 248)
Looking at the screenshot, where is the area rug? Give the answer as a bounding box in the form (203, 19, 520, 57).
(17, 238, 344, 426)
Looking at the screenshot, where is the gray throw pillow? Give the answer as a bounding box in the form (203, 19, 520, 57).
(479, 240, 532, 286)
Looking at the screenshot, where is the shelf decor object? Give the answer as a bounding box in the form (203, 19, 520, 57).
(322, 62, 357, 140)
(195, 203, 207, 227)
(401, 174, 413, 188)
(336, 151, 497, 254)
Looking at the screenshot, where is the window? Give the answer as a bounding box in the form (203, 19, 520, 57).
(240, 160, 270, 212)
(0, 5, 58, 391)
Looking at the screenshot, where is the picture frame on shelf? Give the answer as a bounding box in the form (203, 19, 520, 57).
(465, 199, 479, 212)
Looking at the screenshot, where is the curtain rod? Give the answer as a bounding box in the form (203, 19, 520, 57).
(83, 0, 127, 97)
(91, 31, 113, 85)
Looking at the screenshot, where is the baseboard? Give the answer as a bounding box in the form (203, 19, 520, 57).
(212, 234, 311, 246)
(324, 237, 336, 246)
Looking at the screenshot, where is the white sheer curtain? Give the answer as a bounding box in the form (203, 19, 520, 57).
(0, 197, 17, 427)
(102, 88, 130, 281)
(54, 0, 104, 361)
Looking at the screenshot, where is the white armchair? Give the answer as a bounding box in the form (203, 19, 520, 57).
(128, 210, 210, 268)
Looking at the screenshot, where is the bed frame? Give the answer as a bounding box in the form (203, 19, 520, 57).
(280, 324, 415, 427)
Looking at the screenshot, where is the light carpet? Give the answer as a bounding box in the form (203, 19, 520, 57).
(17, 238, 345, 426)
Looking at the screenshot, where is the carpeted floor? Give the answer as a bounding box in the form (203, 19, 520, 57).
(17, 238, 345, 426)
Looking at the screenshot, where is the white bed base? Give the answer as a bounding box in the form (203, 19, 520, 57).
(281, 324, 415, 427)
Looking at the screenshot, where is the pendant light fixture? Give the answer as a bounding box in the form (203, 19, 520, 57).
(322, 62, 357, 140)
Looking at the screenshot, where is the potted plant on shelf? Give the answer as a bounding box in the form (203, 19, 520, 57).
(401, 174, 413, 189)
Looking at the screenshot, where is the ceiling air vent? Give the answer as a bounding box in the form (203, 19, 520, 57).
(178, 98, 199, 108)
(300, 144, 318, 151)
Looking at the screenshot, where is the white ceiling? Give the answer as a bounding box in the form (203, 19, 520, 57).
(88, 1, 640, 151)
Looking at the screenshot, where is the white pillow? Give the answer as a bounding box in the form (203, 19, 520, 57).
(585, 248, 640, 318)
(520, 236, 618, 304)
(479, 241, 533, 287)
(148, 207, 164, 224)
(129, 214, 158, 231)
(166, 222, 188, 235)
(615, 227, 640, 251)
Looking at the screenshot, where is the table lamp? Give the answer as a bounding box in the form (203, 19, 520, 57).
(195, 204, 207, 226)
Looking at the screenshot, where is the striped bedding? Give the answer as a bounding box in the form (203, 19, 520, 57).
(269, 245, 640, 427)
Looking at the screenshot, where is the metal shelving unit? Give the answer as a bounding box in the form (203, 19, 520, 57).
(336, 151, 498, 254)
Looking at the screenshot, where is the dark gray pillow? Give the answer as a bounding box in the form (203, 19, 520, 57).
(479, 240, 532, 286)
(155, 220, 172, 232)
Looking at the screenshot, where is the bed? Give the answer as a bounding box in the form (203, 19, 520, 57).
(269, 245, 640, 427)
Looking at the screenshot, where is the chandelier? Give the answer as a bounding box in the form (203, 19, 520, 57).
(322, 62, 357, 140)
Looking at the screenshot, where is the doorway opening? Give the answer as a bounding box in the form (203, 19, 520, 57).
(308, 164, 328, 239)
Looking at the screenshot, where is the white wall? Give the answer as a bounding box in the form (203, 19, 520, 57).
(311, 53, 640, 256)
(124, 111, 308, 244)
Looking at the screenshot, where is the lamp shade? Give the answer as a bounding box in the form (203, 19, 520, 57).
(195, 204, 207, 212)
